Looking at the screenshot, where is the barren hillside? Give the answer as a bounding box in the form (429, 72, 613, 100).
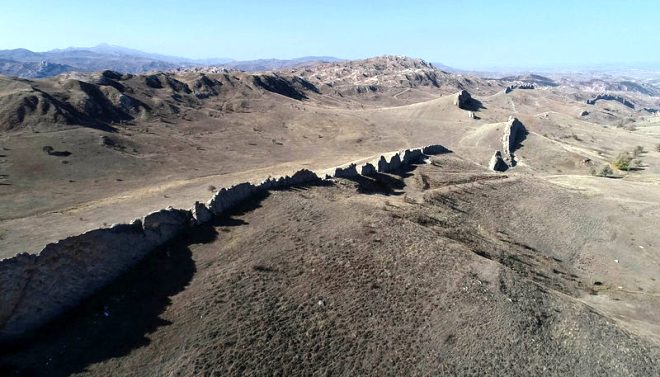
(1, 56, 660, 376)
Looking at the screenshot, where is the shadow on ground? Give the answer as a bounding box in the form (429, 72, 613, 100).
(0, 193, 275, 377)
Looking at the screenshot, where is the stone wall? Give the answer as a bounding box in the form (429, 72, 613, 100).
(453, 90, 472, 110)
(586, 94, 635, 109)
(501, 116, 526, 163)
(0, 144, 448, 343)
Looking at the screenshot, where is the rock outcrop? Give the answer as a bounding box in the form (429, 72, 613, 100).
(333, 163, 359, 179)
(191, 201, 213, 225)
(515, 83, 535, 90)
(0, 143, 450, 343)
(502, 116, 526, 164)
(488, 151, 508, 172)
(360, 163, 377, 176)
(503, 83, 535, 93)
(586, 94, 635, 109)
(453, 90, 472, 110)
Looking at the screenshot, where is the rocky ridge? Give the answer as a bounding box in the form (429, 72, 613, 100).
(0, 143, 447, 343)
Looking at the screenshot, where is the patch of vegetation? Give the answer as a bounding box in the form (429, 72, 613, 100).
(656, 144, 660, 152)
(632, 145, 645, 157)
(612, 152, 633, 171)
(612, 149, 644, 171)
(590, 164, 613, 177)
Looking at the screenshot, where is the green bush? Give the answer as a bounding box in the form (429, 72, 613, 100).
(613, 152, 633, 171)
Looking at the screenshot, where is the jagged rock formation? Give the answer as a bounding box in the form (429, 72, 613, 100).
(503, 83, 535, 93)
(586, 94, 635, 109)
(502, 116, 526, 164)
(333, 163, 359, 178)
(191, 201, 212, 225)
(360, 163, 377, 176)
(453, 90, 472, 109)
(489, 151, 508, 172)
(515, 83, 535, 90)
(0, 143, 448, 343)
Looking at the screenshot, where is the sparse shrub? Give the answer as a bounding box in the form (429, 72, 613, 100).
(632, 159, 643, 169)
(633, 145, 645, 157)
(599, 165, 613, 177)
(656, 144, 660, 152)
(613, 152, 633, 171)
(590, 164, 613, 177)
(207, 185, 217, 192)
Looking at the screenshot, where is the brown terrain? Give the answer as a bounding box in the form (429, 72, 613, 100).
(1, 56, 660, 376)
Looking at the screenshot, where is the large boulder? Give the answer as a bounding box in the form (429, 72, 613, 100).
(453, 90, 472, 110)
(142, 207, 192, 244)
(489, 151, 508, 172)
(422, 144, 448, 155)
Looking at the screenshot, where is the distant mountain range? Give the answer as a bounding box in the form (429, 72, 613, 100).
(0, 44, 343, 78)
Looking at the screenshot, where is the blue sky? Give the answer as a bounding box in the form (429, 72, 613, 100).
(1, 0, 658, 70)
